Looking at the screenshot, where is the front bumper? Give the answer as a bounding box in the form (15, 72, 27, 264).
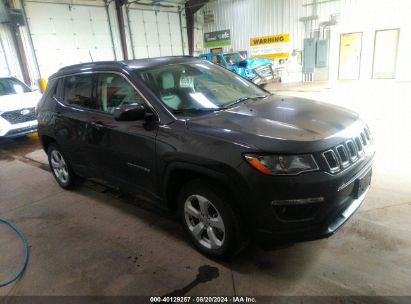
(237, 146, 375, 245)
(0, 118, 38, 138)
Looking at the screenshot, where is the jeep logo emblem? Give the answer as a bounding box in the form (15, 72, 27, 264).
(20, 109, 30, 115)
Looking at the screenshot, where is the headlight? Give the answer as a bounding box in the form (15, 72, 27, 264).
(244, 154, 319, 175)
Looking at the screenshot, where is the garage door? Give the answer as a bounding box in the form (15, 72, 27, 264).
(128, 8, 183, 59)
(24, 1, 115, 79)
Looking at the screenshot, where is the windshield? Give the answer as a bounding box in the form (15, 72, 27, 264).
(137, 61, 267, 113)
(0, 78, 31, 96)
(223, 53, 243, 64)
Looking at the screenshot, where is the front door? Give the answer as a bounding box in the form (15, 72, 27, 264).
(338, 32, 363, 80)
(92, 72, 159, 198)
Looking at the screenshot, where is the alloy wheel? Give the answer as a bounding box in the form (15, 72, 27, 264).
(184, 194, 225, 250)
(50, 150, 69, 184)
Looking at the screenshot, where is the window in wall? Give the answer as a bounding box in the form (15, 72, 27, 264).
(95, 73, 145, 114)
(372, 29, 400, 79)
(64, 75, 95, 109)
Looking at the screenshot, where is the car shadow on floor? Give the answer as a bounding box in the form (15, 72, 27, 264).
(74, 179, 321, 280)
(0, 133, 42, 162)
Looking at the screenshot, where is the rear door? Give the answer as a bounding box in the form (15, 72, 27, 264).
(54, 73, 101, 177)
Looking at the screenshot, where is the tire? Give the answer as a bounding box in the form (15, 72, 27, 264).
(47, 143, 77, 189)
(178, 179, 243, 259)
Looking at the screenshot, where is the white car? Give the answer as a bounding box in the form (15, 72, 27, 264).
(0, 77, 42, 138)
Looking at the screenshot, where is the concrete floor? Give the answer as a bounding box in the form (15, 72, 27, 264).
(0, 81, 410, 297)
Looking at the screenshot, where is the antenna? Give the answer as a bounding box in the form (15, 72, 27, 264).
(89, 50, 94, 62)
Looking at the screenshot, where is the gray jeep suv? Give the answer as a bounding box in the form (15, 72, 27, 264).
(36, 57, 375, 258)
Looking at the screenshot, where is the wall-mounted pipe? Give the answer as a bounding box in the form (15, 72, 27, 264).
(179, 7, 185, 55)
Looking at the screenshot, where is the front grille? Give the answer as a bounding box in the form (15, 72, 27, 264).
(323, 150, 340, 172)
(336, 145, 349, 166)
(346, 140, 358, 161)
(355, 137, 363, 153)
(1, 108, 36, 124)
(254, 65, 273, 78)
(4, 125, 37, 137)
(322, 126, 373, 173)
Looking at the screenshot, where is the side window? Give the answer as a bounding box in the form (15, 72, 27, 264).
(42, 78, 57, 101)
(0, 77, 31, 95)
(211, 55, 222, 65)
(55, 79, 63, 98)
(95, 73, 145, 114)
(63, 75, 96, 109)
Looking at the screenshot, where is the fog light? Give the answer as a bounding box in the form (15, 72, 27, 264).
(271, 197, 324, 205)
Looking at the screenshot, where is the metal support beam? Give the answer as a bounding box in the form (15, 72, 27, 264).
(125, 5, 136, 59)
(7, 0, 31, 85)
(185, 0, 209, 56)
(115, 0, 128, 60)
(105, 0, 117, 61)
(185, 2, 194, 56)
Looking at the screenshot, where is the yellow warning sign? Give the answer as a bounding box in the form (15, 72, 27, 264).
(250, 33, 290, 58)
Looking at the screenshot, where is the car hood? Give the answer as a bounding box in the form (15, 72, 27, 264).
(186, 95, 361, 153)
(0, 91, 42, 112)
(244, 57, 272, 69)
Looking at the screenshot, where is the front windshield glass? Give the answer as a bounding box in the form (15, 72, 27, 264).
(223, 53, 241, 64)
(0, 78, 31, 96)
(137, 61, 267, 113)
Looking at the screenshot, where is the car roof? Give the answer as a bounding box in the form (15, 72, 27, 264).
(50, 56, 203, 79)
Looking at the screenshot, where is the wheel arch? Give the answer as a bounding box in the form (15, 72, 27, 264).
(40, 135, 57, 152)
(162, 162, 252, 228)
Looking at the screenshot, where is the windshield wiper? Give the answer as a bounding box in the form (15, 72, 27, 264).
(226, 95, 269, 108)
(172, 107, 227, 114)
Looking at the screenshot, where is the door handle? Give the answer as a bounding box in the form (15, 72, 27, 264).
(90, 121, 105, 130)
(55, 111, 62, 118)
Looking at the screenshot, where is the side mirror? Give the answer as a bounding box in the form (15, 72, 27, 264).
(238, 60, 247, 68)
(113, 104, 146, 121)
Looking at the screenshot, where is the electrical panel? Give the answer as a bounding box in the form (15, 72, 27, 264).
(303, 38, 316, 73)
(316, 40, 329, 67)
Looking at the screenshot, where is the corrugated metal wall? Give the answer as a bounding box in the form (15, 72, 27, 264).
(199, 0, 349, 53)
(197, 0, 411, 81)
